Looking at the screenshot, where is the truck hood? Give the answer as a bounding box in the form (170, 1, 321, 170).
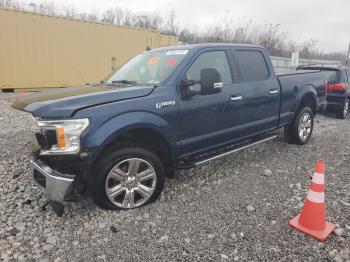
(12, 84, 155, 118)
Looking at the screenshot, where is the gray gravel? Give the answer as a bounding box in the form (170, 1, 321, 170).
(1, 92, 350, 261)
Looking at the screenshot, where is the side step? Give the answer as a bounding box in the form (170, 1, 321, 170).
(177, 134, 278, 169)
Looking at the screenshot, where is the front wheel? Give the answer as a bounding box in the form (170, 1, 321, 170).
(90, 147, 165, 210)
(284, 107, 314, 145)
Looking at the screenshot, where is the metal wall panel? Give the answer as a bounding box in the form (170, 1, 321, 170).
(0, 8, 179, 89)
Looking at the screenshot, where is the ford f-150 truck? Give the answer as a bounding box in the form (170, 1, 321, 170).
(13, 43, 327, 215)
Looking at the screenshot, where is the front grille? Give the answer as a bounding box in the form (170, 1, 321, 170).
(40, 155, 83, 175)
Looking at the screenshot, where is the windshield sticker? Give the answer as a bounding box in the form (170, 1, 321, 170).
(167, 59, 177, 66)
(148, 56, 160, 65)
(166, 50, 188, 55)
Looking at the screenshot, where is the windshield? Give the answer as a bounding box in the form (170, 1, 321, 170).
(106, 50, 189, 86)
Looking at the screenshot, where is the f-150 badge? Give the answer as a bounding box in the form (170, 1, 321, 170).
(156, 101, 176, 109)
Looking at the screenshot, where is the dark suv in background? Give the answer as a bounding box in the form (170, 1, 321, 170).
(298, 65, 350, 119)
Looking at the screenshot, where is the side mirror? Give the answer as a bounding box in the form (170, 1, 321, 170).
(200, 68, 223, 95)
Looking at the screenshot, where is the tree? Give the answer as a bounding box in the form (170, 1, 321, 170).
(300, 39, 318, 59)
(62, 5, 76, 18)
(101, 8, 116, 23)
(114, 7, 125, 25)
(123, 9, 134, 26)
(88, 12, 99, 22)
(165, 8, 178, 35)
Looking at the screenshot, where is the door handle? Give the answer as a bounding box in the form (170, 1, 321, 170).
(269, 89, 279, 95)
(230, 95, 242, 102)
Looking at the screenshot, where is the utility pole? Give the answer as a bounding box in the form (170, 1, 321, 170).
(346, 42, 350, 66)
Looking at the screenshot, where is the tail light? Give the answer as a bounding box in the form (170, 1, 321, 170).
(326, 82, 346, 92)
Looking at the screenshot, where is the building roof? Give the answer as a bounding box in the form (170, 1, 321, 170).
(150, 43, 264, 52)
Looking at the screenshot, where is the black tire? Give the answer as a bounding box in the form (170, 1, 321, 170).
(336, 98, 349, 119)
(89, 147, 165, 210)
(284, 106, 314, 145)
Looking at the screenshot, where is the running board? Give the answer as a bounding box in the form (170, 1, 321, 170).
(177, 134, 278, 169)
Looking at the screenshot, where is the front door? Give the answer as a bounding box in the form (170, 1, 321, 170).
(177, 49, 236, 157)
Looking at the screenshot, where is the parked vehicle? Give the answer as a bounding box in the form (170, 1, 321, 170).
(13, 43, 327, 214)
(297, 65, 350, 119)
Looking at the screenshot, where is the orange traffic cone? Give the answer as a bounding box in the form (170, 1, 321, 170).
(289, 161, 335, 241)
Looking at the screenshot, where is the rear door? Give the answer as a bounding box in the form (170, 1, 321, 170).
(225, 48, 280, 138)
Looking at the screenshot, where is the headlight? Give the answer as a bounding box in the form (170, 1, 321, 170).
(37, 118, 89, 155)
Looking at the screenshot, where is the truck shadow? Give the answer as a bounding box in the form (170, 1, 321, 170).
(317, 109, 339, 119)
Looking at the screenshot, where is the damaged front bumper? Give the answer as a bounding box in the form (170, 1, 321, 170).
(31, 159, 75, 203)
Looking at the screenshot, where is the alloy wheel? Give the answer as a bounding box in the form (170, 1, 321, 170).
(298, 112, 312, 142)
(343, 99, 349, 118)
(105, 158, 157, 209)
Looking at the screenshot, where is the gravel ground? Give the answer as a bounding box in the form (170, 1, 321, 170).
(0, 92, 349, 262)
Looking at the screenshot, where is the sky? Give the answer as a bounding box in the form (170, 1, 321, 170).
(25, 0, 350, 53)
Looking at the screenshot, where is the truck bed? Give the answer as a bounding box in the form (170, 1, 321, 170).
(277, 70, 326, 126)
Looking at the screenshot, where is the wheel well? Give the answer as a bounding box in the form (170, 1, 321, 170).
(299, 94, 316, 115)
(99, 128, 173, 173)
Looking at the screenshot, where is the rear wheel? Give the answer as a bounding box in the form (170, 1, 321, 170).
(284, 106, 314, 145)
(336, 98, 349, 119)
(90, 147, 165, 210)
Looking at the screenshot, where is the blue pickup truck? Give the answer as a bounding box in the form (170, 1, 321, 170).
(13, 43, 327, 214)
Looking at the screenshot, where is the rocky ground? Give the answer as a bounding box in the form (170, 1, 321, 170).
(0, 92, 349, 262)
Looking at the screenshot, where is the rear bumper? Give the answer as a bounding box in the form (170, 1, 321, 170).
(31, 159, 75, 203)
(326, 102, 343, 110)
(326, 94, 347, 110)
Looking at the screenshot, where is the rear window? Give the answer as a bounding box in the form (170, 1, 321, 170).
(235, 50, 269, 82)
(322, 70, 339, 83)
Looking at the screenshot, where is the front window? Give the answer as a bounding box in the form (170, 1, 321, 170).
(184, 51, 232, 93)
(106, 50, 189, 86)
